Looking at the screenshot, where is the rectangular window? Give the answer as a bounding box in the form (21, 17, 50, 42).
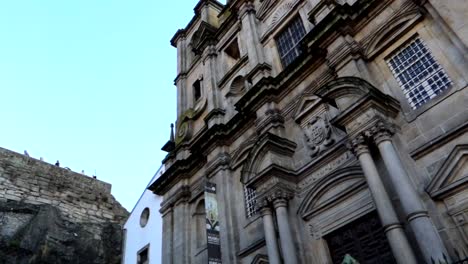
(244, 186, 258, 218)
(137, 245, 149, 264)
(386, 37, 452, 109)
(275, 16, 307, 67)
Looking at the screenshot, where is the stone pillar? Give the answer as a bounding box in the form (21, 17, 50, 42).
(161, 207, 174, 264)
(239, 1, 265, 66)
(273, 198, 299, 264)
(260, 205, 281, 264)
(351, 136, 417, 264)
(203, 45, 220, 111)
(372, 125, 449, 262)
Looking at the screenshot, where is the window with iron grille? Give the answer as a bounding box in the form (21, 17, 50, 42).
(386, 37, 452, 109)
(275, 16, 307, 67)
(244, 186, 258, 218)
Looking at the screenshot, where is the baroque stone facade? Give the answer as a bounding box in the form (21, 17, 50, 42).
(149, 0, 468, 263)
(0, 147, 128, 263)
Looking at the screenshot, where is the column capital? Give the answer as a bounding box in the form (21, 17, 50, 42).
(259, 204, 273, 217)
(272, 198, 289, 209)
(348, 134, 370, 157)
(203, 45, 218, 61)
(265, 188, 294, 204)
(239, 1, 256, 18)
(368, 120, 396, 145)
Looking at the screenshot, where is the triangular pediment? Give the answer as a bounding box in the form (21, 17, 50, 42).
(293, 94, 323, 124)
(191, 22, 218, 55)
(251, 254, 268, 264)
(426, 145, 468, 199)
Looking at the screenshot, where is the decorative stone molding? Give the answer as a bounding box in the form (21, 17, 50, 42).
(230, 137, 258, 169)
(239, 1, 256, 19)
(298, 166, 366, 219)
(360, 0, 422, 59)
(203, 44, 218, 61)
(251, 254, 269, 264)
(316, 77, 401, 140)
(303, 115, 335, 157)
(367, 119, 396, 144)
(256, 178, 295, 207)
(257, 0, 276, 20)
(160, 185, 191, 213)
(426, 144, 468, 199)
(255, 108, 285, 135)
(206, 152, 231, 178)
(348, 134, 370, 157)
(260, 0, 301, 39)
(227, 75, 246, 97)
(190, 22, 218, 56)
(241, 132, 296, 184)
(297, 150, 352, 190)
(308, 0, 336, 25)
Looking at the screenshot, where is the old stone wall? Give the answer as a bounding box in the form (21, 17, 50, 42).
(0, 147, 129, 264)
(0, 147, 127, 224)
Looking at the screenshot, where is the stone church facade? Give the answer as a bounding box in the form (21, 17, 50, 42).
(149, 0, 468, 263)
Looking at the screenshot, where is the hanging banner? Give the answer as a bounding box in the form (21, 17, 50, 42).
(205, 182, 222, 264)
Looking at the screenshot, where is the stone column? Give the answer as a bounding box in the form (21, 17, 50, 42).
(161, 207, 174, 264)
(351, 136, 417, 264)
(372, 124, 449, 262)
(273, 198, 299, 264)
(203, 45, 220, 111)
(260, 205, 281, 264)
(239, 1, 265, 66)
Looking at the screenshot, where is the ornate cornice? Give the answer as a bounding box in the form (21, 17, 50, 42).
(159, 185, 191, 213)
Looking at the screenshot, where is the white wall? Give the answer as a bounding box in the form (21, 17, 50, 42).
(123, 166, 164, 264)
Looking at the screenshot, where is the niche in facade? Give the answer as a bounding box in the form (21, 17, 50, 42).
(193, 79, 202, 102)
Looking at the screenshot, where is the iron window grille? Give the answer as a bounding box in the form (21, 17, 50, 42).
(276, 16, 307, 67)
(386, 37, 452, 110)
(244, 186, 258, 218)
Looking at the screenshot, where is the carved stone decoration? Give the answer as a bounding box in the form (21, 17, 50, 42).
(361, 0, 421, 59)
(257, 0, 276, 20)
(426, 144, 468, 200)
(251, 254, 269, 264)
(366, 119, 396, 144)
(304, 116, 334, 157)
(261, 0, 300, 37)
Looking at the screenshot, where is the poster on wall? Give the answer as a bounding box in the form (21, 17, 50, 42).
(205, 182, 222, 264)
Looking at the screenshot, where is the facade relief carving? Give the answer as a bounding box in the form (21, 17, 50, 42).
(261, 0, 301, 37)
(304, 116, 335, 157)
(293, 93, 345, 159)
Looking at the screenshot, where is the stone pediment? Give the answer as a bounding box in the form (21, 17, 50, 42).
(241, 132, 296, 185)
(190, 22, 218, 55)
(298, 166, 366, 220)
(251, 254, 268, 264)
(426, 145, 468, 199)
(293, 94, 323, 125)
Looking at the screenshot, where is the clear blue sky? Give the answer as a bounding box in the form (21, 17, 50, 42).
(0, 0, 216, 210)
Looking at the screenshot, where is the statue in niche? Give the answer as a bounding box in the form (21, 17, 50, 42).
(304, 116, 334, 157)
